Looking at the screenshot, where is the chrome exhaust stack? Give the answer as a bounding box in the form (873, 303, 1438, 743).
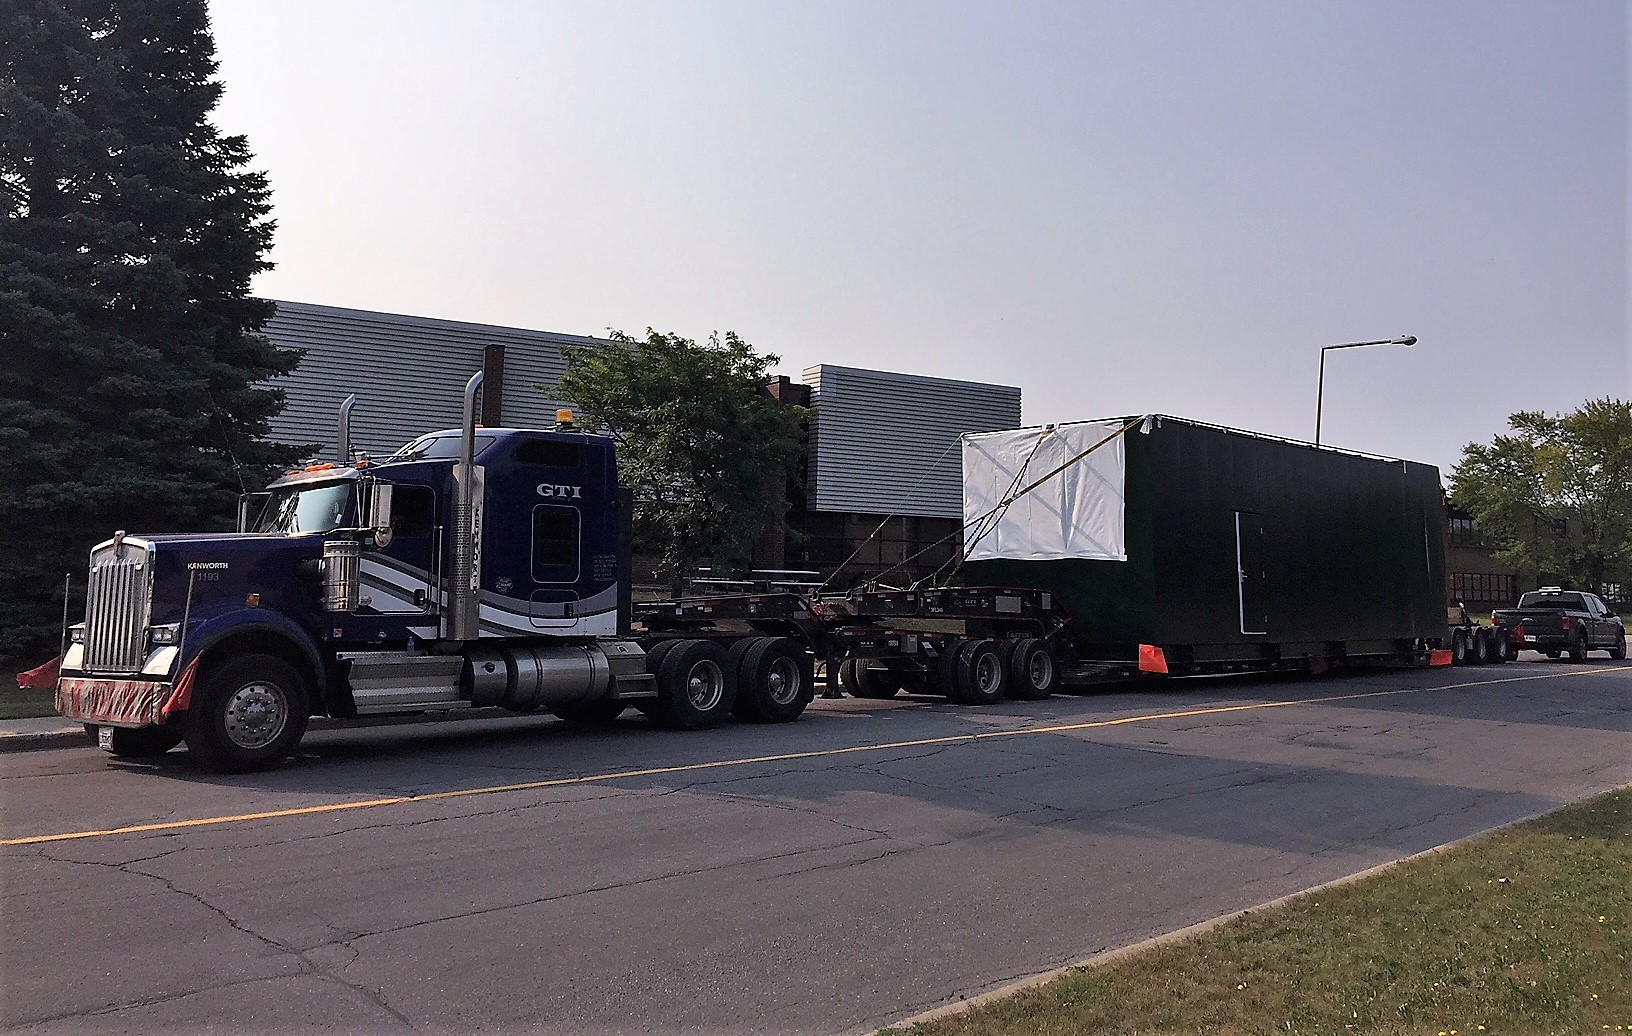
(449, 372, 485, 641)
(337, 394, 357, 464)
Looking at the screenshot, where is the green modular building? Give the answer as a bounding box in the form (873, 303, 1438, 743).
(960, 416, 1448, 665)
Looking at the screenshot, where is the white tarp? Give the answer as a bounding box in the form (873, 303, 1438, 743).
(962, 420, 1128, 562)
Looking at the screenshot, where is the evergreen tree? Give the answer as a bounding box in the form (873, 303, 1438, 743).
(0, 0, 303, 657)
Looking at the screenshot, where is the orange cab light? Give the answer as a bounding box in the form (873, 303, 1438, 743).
(245, 593, 261, 608)
(304, 463, 335, 472)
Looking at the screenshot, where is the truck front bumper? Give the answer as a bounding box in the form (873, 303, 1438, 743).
(56, 674, 177, 728)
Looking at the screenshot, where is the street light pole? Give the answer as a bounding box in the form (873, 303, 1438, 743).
(1315, 335, 1418, 446)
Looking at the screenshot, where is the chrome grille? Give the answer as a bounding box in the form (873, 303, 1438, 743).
(83, 553, 151, 672)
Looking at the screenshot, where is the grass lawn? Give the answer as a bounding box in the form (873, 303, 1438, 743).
(886, 788, 1631, 1036)
(0, 687, 58, 720)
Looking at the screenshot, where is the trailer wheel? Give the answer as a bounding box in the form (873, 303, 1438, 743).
(1493, 628, 1514, 663)
(1450, 630, 1470, 665)
(840, 658, 903, 700)
(183, 654, 310, 773)
(551, 700, 627, 725)
(96, 725, 185, 758)
(735, 638, 814, 722)
(953, 640, 1006, 705)
(1006, 639, 1057, 699)
(650, 640, 735, 729)
(1472, 629, 1492, 665)
(1568, 630, 1588, 662)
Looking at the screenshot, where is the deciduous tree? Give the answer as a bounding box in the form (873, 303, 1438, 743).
(555, 329, 805, 593)
(0, 0, 303, 657)
(1450, 399, 1632, 597)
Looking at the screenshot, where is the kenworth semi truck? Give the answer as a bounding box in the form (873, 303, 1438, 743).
(49, 373, 822, 772)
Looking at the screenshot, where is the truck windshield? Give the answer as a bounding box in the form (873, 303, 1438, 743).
(253, 482, 355, 534)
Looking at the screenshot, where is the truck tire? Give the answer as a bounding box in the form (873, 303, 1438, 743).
(1450, 630, 1470, 665)
(183, 654, 310, 773)
(644, 639, 683, 674)
(952, 640, 1006, 705)
(551, 700, 627, 724)
(95, 725, 185, 758)
(1496, 629, 1517, 663)
(1611, 634, 1627, 660)
(839, 658, 900, 700)
(735, 637, 814, 723)
(1005, 638, 1057, 699)
(1472, 628, 1492, 665)
(1569, 630, 1589, 662)
(649, 639, 735, 730)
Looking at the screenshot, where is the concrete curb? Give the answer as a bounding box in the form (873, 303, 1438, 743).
(877, 789, 1630, 1033)
(0, 728, 89, 753)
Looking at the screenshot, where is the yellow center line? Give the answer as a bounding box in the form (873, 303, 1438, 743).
(5, 665, 1626, 847)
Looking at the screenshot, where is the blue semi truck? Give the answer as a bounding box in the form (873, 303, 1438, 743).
(50, 373, 833, 771)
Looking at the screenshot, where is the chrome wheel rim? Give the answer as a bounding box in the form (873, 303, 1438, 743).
(767, 656, 801, 705)
(974, 652, 1001, 695)
(223, 680, 288, 750)
(686, 660, 725, 712)
(1027, 650, 1053, 690)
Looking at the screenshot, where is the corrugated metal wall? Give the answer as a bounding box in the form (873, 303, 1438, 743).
(803, 364, 1022, 518)
(263, 301, 607, 459)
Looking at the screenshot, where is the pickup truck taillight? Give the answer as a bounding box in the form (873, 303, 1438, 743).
(1512, 625, 1527, 643)
(1560, 616, 1573, 629)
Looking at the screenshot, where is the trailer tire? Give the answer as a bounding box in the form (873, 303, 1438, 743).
(1493, 628, 1514, 663)
(735, 638, 814, 722)
(1006, 638, 1057, 699)
(1450, 630, 1470, 665)
(953, 640, 1006, 706)
(96, 725, 185, 758)
(650, 639, 735, 730)
(183, 654, 310, 773)
(1568, 630, 1588, 662)
(839, 658, 899, 700)
(1472, 629, 1492, 665)
(551, 700, 627, 725)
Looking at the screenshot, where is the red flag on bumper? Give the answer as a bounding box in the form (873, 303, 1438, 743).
(17, 656, 61, 690)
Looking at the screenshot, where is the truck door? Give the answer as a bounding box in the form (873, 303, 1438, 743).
(363, 482, 439, 614)
(1236, 511, 1268, 635)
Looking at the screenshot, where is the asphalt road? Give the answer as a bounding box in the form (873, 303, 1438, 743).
(4, 657, 1629, 1035)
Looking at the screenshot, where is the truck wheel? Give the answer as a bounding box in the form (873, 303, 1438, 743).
(1006, 638, 1057, 699)
(650, 639, 735, 730)
(1472, 629, 1492, 665)
(953, 640, 1006, 705)
(1496, 629, 1516, 663)
(95, 725, 185, 758)
(839, 658, 898, 700)
(1450, 630, 1469, 665)
(735, 638, 814, 722)
(551, 700, 627, 724)
(1611, 634, 1627, 660)
(1569, 630, 1589, 661)
(933, 639, 966, 698)
(644, 639, 683, 674)
(183, 654, 310, 773)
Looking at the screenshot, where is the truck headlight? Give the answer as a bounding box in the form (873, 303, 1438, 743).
(150, 624, 181, 646)
(69, 625, 85, 644)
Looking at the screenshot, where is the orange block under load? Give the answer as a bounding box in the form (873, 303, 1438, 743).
(1138, 644, 1169, 674)
(1429, 649, 1454, 667)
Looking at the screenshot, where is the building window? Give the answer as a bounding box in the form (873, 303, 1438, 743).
(1449, 572, 1516, 605)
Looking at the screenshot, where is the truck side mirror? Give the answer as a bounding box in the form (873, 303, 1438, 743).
(238, 491, 271, 532)
(368, 481, 394, 548)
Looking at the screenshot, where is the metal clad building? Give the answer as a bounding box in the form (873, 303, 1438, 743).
(802, 364, 1022, 518)
(264, 301, 603, 458)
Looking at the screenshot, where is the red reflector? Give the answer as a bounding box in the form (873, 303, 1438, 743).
(1138, 644, 1169, 674)
(1429, 649, 1454, 667)
(1512, 626, 1527, 642)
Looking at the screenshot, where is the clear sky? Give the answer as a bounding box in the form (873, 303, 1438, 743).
(208, 0, 1628, 474)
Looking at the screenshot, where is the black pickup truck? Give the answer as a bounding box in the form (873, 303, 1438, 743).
(1493, 589, 1628, 660)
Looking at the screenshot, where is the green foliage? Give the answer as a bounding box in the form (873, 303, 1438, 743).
(555, 329, 804, 590)
(0, 1, 304, 656)
(1449, 399, 1632, 597)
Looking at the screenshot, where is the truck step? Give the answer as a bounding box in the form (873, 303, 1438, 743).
(609, 672, 658, 700)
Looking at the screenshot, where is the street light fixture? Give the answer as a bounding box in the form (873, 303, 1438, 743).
(1315, 335, 1418, 446)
